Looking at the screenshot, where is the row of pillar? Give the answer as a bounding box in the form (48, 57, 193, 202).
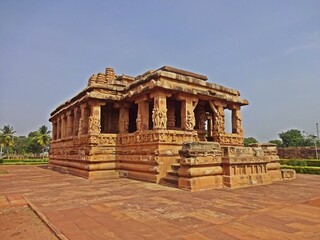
(52, 102, 102, 140)
(52, 93, 244, 140)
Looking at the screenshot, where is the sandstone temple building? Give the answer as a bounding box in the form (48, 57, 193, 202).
(49, 66, 295, 191)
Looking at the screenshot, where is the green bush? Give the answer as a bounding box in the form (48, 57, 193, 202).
(279, 159, 307, 166)
(306, 160, 320, 167)
(281, 165, 320, 175)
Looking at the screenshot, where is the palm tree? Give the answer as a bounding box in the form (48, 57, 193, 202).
(0, 125, 16, 158)
(33, 125, 51, 157)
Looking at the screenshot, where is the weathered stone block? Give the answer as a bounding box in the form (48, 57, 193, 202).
(178, 175, 223, 191)
(281, 169, 296, 180)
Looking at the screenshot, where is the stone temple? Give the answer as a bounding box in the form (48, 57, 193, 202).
(49, 66, 295, 191)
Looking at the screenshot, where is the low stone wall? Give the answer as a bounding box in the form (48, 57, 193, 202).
(177, 142, 288, 191)
(278, 147, 318, 159)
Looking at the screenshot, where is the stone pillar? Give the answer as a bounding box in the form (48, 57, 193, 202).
(231, 106, 243, 135)
(61, 114, 67, 139)
(118, 103, 130, 133)
(209, 101, 226, 136)
(177, 94, 197, 131)
(73, 107, 80, 136)
(88, 102, 101, 135)
(167, 99, 176, 129)
(135, 96, 149, 132)
(132, 95, 148, 132)
(80, 104, 88, 135)
(207, 115, 213, 138)
(56, 117, 61, 139)
(52, 120, 57, 140)
(66, 110, 74, 137)
(150, 91, 170, 130)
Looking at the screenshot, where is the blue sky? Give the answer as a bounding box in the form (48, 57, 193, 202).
(0, 0, 319, 141)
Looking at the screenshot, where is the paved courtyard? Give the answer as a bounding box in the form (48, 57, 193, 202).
(0, 165, 320, 240)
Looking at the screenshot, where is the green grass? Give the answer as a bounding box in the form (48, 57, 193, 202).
(281, 165, 320, 175)
(0, 159, 49, 165)
(279, 159, 320, 167)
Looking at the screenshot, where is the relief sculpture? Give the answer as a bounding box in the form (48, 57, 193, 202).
(88, 116, 100, 134)
(152, 107, 167, 129)
(186, 110, 195, 130)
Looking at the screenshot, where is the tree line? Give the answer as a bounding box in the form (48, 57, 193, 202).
(0, 125, 51, 159)
(245, 129, 320, 147)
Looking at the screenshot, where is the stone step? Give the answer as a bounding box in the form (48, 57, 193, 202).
(171, 163, 181, 171)
(167, 170, 179, 177)
(160, 175, 179, 188)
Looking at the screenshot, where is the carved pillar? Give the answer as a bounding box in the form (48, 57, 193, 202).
(207, 115, 213, 138)
(195, 104, 206, 130)
(61, 114, 67, 139)
(80, 104, 88, 135)
(232, 106, 243, 135)
(73, 107, 80, 136)
(117, 102, 130, 133)
(216, 105, 225, 134)
(52, 120, 57, 140)
(150, 91, 171, 130)
(167, 99, 176, 129)
(66, 110, 74, 137)
(177, 94, 197, 131)
(88, 102, 101, 135)
(209, 101, 226, 136)
(135, 96, 149, 132)
(56, 117, 61, 139)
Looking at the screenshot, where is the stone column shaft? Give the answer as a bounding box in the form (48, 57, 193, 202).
(181, 99, 195, 131)
(151, 91, 169, 130)
(88, 103, 101, 135)
(119, 107, 129, 133)
(66, 111, 74, 137)
(73, 107, 80, 136)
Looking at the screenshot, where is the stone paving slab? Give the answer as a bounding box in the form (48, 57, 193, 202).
(0, 165, 320, 239)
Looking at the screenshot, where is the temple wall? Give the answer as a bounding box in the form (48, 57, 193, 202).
(49, 134, 119, 180)
(277, 147, 318, 159)
(49, 130, 198, 182)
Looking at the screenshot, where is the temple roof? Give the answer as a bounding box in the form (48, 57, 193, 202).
(50, 66, 248, 118)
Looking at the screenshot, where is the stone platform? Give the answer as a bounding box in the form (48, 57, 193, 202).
(0, 165, 320, 239)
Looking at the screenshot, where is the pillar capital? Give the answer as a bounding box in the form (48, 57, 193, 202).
(134, 94, 149, 104)
(150, 90, 171, 99)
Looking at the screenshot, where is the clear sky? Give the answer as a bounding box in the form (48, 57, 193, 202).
(0, 0, 319, 141)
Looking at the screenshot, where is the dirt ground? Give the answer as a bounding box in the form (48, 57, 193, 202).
(0, 205, 58, 240)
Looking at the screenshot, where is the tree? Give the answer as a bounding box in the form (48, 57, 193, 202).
(32, 125, 51, 157)
(279, 129, 304, 147)
(14, 136, 31, 156)
(244, 137, 258, 147)
(0, 125, 16, 158)
(269, 139, 283, 147)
